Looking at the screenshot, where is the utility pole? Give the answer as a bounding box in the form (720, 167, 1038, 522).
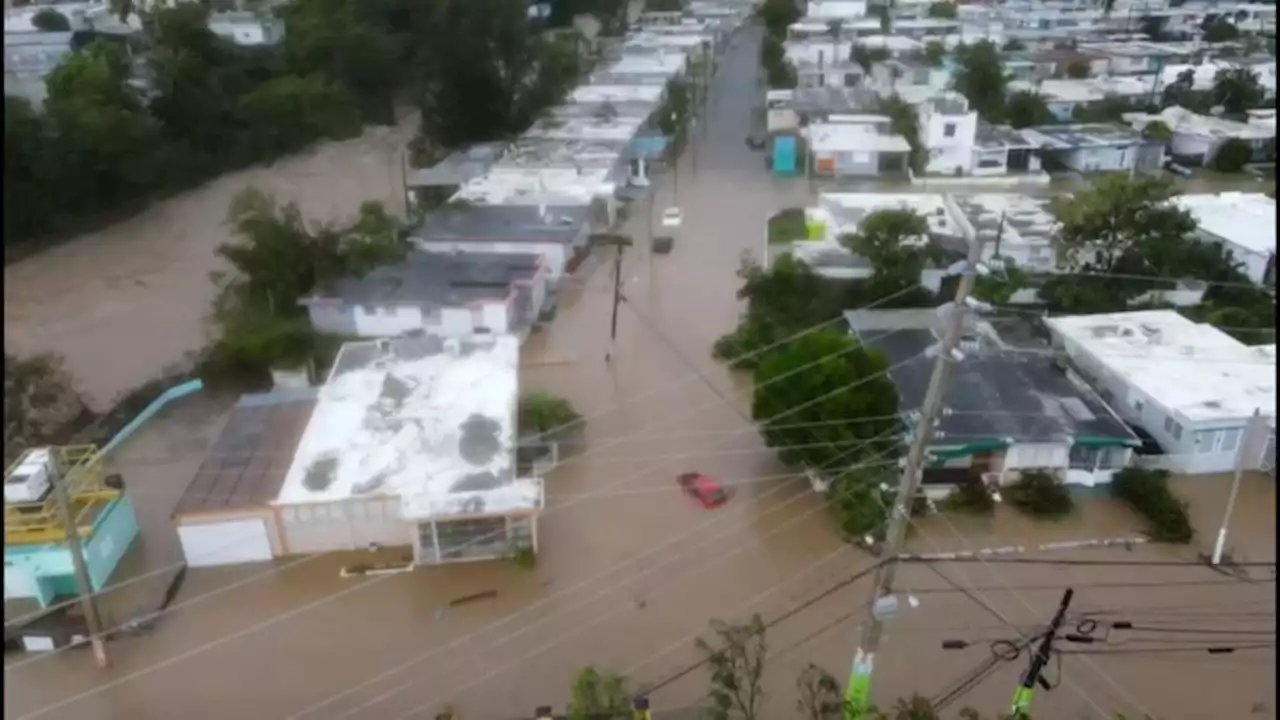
(1010, 588, 1075, 718)
(50, 454, 109, 668)
(844, 235, 985, 718)
(604, 235, 632, 364)
(1212, 407, 1261, 565)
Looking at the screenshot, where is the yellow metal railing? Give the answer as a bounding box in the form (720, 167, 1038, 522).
(4, 446, 120, 546)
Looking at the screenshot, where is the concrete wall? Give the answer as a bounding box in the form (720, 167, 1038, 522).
(82, 495, 140, 590)
(919, 109, 977, 176)
(1059, 144, 1135, 173)
(4, 497, 139, 607)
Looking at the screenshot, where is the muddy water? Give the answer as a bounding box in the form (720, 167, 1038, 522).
(4, 28, 1276, 720)
(3, 121, 414, 412)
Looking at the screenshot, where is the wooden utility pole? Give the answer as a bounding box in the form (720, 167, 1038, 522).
(844, 235, 985, 717)
(601, 234, 633, 364)
(1009, 589, 1075, 717)
(50, 454, 109, 668)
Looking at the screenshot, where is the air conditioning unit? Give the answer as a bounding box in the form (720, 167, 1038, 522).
(5, 449, 55, 504)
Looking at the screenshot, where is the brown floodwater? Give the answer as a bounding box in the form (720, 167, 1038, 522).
(4, 27, 1276, 720)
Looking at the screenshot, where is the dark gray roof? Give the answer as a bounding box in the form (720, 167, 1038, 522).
(406, 143, 505, 187)
(415, 204, 588, 245)
(846, 311, 1137, 444)
(312, 250, 540, 308)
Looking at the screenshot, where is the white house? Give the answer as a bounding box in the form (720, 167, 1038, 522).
(299, 250, 550, 340)
(1019, 123, 1165, 173)
(1044, 310, 1276, 475)
(413, 204, 593, 283)
(207, 10, 284, 46)
(1174, 192, 1277, 286)
(916, 92, 979, 177)
(1122, 106, 1276, 167)
(804, 116, 912, 177)
(172, 335, 544, 568)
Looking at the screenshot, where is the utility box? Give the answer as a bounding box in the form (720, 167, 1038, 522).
(4, 448, 54, 504)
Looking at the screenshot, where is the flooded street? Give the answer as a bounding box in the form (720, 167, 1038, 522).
(2, 122, 414, 411)
(4, 26, 1276, 720)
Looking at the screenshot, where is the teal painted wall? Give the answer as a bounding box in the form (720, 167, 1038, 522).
(4, 497, 139, 607)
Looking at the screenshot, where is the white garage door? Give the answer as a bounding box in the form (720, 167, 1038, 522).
(178, 519, 273, 568)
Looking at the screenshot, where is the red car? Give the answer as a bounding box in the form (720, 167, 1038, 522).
(677, 472, 729, 509)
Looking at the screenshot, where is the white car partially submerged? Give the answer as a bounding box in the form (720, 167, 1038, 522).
(661, 207, 682, 228)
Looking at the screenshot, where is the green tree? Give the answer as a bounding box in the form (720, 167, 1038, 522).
(567, 667, 630, 720)
(658, 77, 693, 152)
(922, 40, 947, 67)
(927, 1, 957, 19)
(415, 0, 581, 148)
(1211, 67, 1264, 116)
(238, 74, 362, 160)
(952, 41, 1009, 121)
(1070, 94, 1130, 123)
(1161, 67, 1200, 109)
(752, 331, 901, 470)
(1141, 119, 1173, 142)
(851, 44, 890, 75)
(839, 208, 936, 299)
(712, 254, 842, 370)
(517, 391, 582, 439)
(761, 32, 798, 89)
(1201, 16, 1240, 42)
(696, 615, 769, 720)
(1208, 137, 1254, 172)
(974, 256, 1031, 304)
(878, 94, 927, 173)
(1065, 59, 1092, 78)
(31, 8, 71, 31)
(756, 0, 801, 38)
(1004, 90, 1053, 128)
(1042, 174, 1197, 311)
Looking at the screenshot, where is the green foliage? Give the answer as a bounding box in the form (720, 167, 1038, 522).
(1211, 67, 1265, 116)
(1065, 59, 1092, 79)
(839, 208, 936, 298)
(1005, 471, 1074, 519)
(768, 208, 809, 244)
(509, 543, 538, 570)
(829, 472, 896, 541)
(939, 476, 995, 515)
(922, 41, 947, 67)
(31, 8, 71, 31)
(696, 615, 769, 720)
(712, 254, 842, 370)
(1070, 94, 1130, 123)
(926, 1, 957, 19)
(878, 94, 927, 173)
(1209, 137, 1255, 172)
(517, 391, 583, 438)
(200, 188, 409, 386)
(952, 41, 1010, 121)
(851, 44, 890, 75)
(973, 256, 1031, 305)
(796, 664, 843, 720)
(1201, 16, 1240, 42)
(239, 74, 363, 161)
(1110, 467, 1194, 543)
(658, 77, 693, 151)
(568, 667, 630, 720)
(1004, 90, 1054, 129)
(752, 330, 901, 471)
(1141, 120, 1173, 142)
(761, 33, 798, 89)
(756, 0, 801, 38)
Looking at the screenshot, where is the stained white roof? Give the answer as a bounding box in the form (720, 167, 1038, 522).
(806, 123, 911, 153)
(1044, 310, 1276, 423)
(276, 335, 542, 520)
(1175, 192, 1277, 257)
(569, 84, 664, 104)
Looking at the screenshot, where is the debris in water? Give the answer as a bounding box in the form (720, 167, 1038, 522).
(449, 590, 498, 607)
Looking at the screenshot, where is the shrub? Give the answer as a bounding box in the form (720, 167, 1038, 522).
(517, 391, 582, 439)
(510, 544, 537, 570)
(768, 207, 808, 244)
(1209, 137, 1254, 173)
(939, 476, 995, 515)
(1110, 467, 1194, 543)
(1005, 470, 1074, 519)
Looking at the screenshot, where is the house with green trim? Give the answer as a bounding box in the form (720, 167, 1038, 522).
(845, 308, 1141, 496)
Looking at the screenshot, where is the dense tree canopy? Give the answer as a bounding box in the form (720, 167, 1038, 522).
(1212, 67, 1265, 117)
(1004, 90, 1054, 128)
(5, 0, 588, 254)
(951, 41, 1009, 121)
(752, 330, 901, 472)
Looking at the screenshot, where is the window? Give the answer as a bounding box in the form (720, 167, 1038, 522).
(1197, 427, 1243, 454)
(1164, 416, 1184, 440)
(435, 517, 510, 560)
(943, 123, 957, 138)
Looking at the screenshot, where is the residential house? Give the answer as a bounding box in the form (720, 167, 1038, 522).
(405, 143, 505, 208)
(298, 250, 550, 341)
(172, 335, 544, 568)
(804, 115, 912, 177)
(1010, 75, 1155, 122)
(1174, 192, 1277, 286)
(1018, 47, 1110, 79)
(969, 123, 1043, 177)
(942, 193, 1059, 273)
(804, 0, 870, 20)
(1080, 40, 1188, 76)
(413, 204, 592, 283)
(845, 309, 1140, 494)
(1044, 309, 1276, 475)
(1122, 106, 1276, 167)
(206, 10, 285, 47)
(867, 57, 953, 102)
(1019, 123, 1165, 173)
(917, 92, 979, 177)
(4, 32, 74, 106)
(791, 192, 955, 278)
